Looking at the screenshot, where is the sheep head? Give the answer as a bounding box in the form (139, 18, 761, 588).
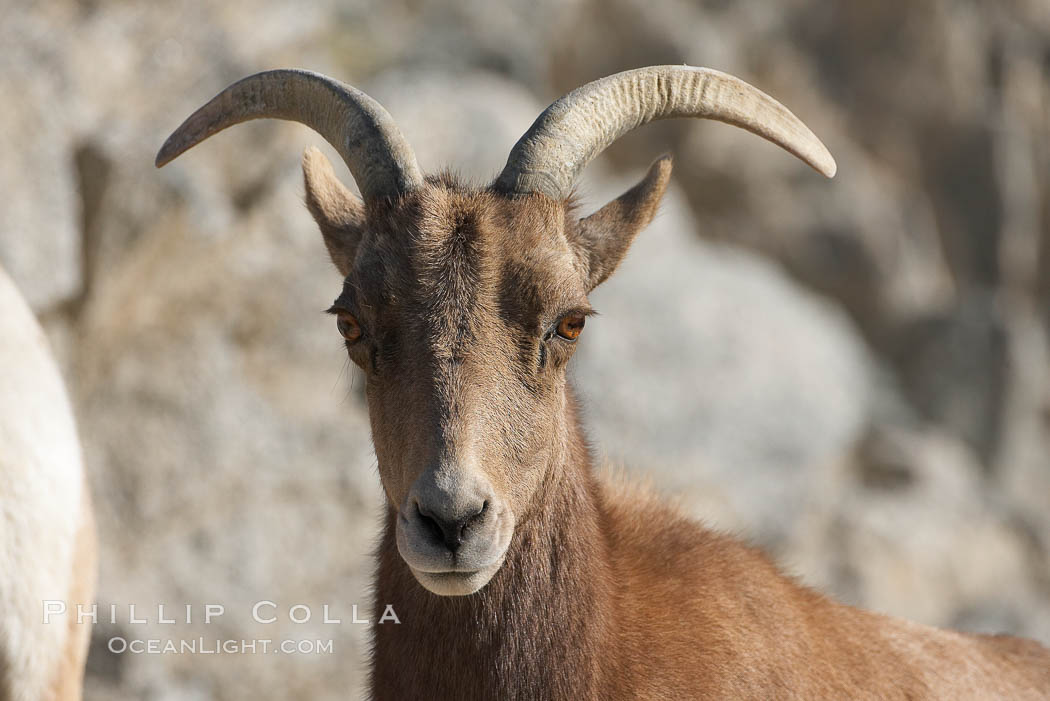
(157, 66, 834, 596)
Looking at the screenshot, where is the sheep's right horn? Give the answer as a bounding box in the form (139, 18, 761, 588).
(495, 65, 836, 199)
(156, 69, 423, 200)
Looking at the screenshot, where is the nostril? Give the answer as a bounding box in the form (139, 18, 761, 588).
(413, 500, 489, 554)
(416, 503, 445, 545)
(457, 500, 488, 543)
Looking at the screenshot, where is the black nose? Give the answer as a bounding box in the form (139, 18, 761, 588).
(416, 501, 487, 553)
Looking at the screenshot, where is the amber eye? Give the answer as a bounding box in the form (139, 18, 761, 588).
(336, 313, 362, 343)
(556, 313, 586, 341)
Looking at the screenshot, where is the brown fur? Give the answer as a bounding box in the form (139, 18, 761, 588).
(301, 150, 1050, 700)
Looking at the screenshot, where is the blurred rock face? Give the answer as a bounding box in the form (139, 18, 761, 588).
(576, 177, 873, 547)
(1, 0, 1048, 699)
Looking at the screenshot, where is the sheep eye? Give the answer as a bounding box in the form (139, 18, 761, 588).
(337, 313, 362, 343)
(556, 314, 585, 341)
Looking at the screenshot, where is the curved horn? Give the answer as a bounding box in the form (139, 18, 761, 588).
(156, 69, 423, 200)
(495, 66, 836, 199)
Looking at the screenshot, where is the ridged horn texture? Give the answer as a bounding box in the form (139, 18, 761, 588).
(495, 65, 837, 199)
(155, 69, 422, 200)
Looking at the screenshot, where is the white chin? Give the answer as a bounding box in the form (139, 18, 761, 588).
(410, 562, 502, 596)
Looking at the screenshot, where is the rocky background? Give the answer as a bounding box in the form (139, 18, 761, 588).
(2, 0, 1049, 698)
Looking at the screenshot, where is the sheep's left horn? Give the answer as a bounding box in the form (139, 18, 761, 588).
(495, 65, 836, 199)
(156, 69, 423, 200)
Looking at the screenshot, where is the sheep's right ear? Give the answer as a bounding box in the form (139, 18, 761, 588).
(302, 146, 367, 277)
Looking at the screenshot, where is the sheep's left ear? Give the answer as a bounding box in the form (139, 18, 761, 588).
(302, 146, 367, 277)
(573, 155, 672, 290)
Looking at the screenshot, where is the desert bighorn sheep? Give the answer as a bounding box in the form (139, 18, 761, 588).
(0, 265, 96, 701)
(157, 66, 1050, 699)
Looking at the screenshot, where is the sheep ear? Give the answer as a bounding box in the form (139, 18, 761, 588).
(573, 156, 672, 290)
(302, 146, 366, 277)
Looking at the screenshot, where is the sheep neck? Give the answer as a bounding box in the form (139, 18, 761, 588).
(369, 393, 617, 700)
